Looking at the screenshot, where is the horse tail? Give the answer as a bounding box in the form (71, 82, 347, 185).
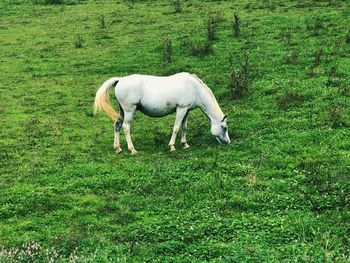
(94, 77, 120, 121)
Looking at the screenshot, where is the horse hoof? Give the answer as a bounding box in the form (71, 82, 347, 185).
(169, 145, 176, 152)
(115, 148, 122, 154)
(131, 149, 138, 155)
(182, 143, 190, 149)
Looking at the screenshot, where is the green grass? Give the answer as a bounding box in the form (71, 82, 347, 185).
(0, 0, 349, 262)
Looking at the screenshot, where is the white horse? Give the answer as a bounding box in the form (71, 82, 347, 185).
(94, 72, 230, 154)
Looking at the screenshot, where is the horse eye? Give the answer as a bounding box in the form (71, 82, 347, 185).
(223, 126, 227, 132)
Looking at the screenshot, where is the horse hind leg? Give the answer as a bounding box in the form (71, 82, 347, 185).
(122, 106, 137, 155)
(113, 106, 124, 154)
(181, 111, 190, 149)
(114, 117, 123, 154)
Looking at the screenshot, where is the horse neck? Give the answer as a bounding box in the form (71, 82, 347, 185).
(196, 85, 224, 125)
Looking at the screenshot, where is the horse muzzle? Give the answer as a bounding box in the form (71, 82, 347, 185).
(216, 137, 231, 144)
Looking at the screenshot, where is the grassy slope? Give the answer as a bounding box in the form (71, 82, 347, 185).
(0, 0, 349, 261)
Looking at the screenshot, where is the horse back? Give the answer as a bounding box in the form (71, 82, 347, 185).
(115, 73, 199, 116)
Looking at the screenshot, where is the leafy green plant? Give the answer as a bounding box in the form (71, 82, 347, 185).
(305, 16, 325, 36)
(328, 107, 347, 128)
(207, 15, 217, 41)
(163, 38, 172, 64)
(325, 65, 340, 87)
(283, 50, 299, 64)
(46, 0, 63, 4)
(228, 53, 253, 99)
(180, 34, 213, 57)
(173, 0, 181, 13)
(74, 34, 83, 48)
(279, 28, 292, 44)
(32, 0, 64, 4)
(99, 14, 106, 29)
(314, 49, 322, 66)
(233, 13, 240, 37)
(188, 41, 213, 57)
(345, 30, 350, 44)
(277, 92, 304, 109)
(307, 66, 320, 77)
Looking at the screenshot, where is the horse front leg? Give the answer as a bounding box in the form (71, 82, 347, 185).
(181, 111, 190, 149)
(122, 107, 137, 155)
(169, 108, 188, 152)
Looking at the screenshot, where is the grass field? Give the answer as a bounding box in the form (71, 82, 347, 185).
(0, 0, 349, 262)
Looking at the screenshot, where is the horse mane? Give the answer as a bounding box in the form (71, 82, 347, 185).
(190, 74, 223, 116)
(191, 74, 212, 94)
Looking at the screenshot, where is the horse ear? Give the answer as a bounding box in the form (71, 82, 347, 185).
(222, 115, 227, 122)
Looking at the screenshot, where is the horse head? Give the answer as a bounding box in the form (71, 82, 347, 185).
(211, 115, 231, 144)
